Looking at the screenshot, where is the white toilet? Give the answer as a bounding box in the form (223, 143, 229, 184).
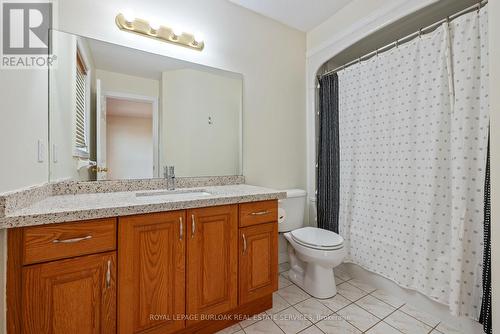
(279, 189, 346, 299)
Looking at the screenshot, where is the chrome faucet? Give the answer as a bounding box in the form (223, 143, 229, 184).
(164, 165, 176, 190)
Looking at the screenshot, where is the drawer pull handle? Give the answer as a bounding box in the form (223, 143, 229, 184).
(52, 235, 92, 244)
(106, 260, 111, 288)
(191, 214, 196, 237)
(242, 233, 247, 254)
(179, 216, 183, 240)
(250, 210, 270, 216)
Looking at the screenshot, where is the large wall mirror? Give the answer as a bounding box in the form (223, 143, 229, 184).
(49, 30, 243, 182)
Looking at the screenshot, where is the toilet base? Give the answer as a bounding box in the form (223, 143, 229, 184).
(287, 247, 338, 299)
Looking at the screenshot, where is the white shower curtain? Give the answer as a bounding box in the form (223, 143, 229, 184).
(338, 7, 489, 319)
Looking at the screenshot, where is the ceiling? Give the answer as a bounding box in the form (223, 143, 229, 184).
(227, 0, 353, 32)
(87, 38, 189, 80)
(107, 98, 153, 118)
(86, 37, 243, 80)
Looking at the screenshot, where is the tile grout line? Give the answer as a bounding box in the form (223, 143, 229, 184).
(268, 308, 288, 334)
(323, 283, 405, 334)
(351, 282, 443, 330)
(428, 322, 442, 334)
(397, 305, 442, 330)
(276, 270, 447, 334)
(323, 286, 380, 333)
(356, 289, 402, 316)
(360, 304, 406, 333)
(296, 324, 315, 334)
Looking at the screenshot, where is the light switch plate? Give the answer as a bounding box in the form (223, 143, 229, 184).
(37, 140, 45, 163)
(52, 143, 58, 163)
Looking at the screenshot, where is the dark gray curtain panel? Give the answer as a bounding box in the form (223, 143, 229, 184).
(480, 135, 491, 334)
(317, 73, 340, 233)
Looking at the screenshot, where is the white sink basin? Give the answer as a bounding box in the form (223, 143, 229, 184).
(135, 189, 212, 200)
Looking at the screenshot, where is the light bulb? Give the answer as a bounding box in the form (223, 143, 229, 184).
(122, 10, 135, 23)
(193, 32, 204, 43)
(172, 27, 183, 37)
(149, 21, 160, 31)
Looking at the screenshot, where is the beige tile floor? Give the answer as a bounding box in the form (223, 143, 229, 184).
(217, 263, 464, 334)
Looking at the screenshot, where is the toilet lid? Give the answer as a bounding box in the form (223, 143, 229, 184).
(291, 227, 344, 250)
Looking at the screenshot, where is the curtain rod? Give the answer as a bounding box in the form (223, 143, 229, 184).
(318, 0, 487, 80)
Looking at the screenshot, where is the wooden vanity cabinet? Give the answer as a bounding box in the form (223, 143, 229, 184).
(22, 218, 116, 265)
(11, 219, 118, 334)
(8, 200, 278, 334)
(118, 211, 186, 334)
(22, 252, 116, 334)
(118, 205, 239, 332)
(239, 223, 278, 304)
(186, 205, 238, 325)
(238, 201, 279, 304)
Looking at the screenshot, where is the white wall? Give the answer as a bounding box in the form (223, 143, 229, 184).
(107, 115, 153, 179)
(161, 69, 241, 176)
(0, 69, 48, 193)
(55, 0, 306, 190)
(49, 33, 97, 182)
(489, 0, 499, 332)
(96, 70, 159, 98)
(49, 32, 77, 182)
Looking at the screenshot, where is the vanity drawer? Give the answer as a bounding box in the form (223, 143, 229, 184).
(239, 200, 278, 227)
(22, 218, 117, 265)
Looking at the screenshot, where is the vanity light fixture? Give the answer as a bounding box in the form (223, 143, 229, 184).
(115, 13, 205, 51)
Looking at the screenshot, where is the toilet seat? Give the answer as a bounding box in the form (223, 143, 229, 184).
(291, 227, 344, 251)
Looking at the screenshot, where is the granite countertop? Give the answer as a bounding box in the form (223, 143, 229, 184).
(0, 184, 286, 229)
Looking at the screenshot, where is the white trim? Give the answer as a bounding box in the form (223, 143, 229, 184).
(238, 76, 244, 176)
(101, 91, 160, 178)
(305, 0, 440, 219)
(73, 37, 92, 159)
(306, 0, 437, 58)
(73, 147, 90, 159)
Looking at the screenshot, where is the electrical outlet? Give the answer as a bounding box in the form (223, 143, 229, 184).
(37, 140, 45, 163)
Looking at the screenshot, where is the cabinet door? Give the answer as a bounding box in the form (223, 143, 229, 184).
(22, 252, 116, 334)
(239, 223, 278, 304)
(119, 211, 185, 334)
(187, 205, 238, 324)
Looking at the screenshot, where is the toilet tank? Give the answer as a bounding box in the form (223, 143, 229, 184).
(278, 189, 307, 232)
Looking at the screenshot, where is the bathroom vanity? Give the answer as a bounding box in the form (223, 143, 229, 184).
(2, 182, 285, 334)
(0, 28, 283, 334)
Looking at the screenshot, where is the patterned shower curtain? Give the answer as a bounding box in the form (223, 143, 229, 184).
(337, 7, 489, 320)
